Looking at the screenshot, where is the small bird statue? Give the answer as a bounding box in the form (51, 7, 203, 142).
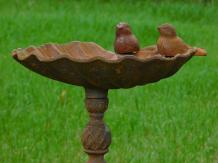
(157, 23, 207, 57)
(114, 22, 140, 54)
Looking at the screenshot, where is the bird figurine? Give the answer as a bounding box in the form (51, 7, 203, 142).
(157, 23, 207, 57)
(114, 22, 140, 54)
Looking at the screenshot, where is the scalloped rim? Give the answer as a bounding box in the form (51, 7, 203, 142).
(12, 41, 196, 64)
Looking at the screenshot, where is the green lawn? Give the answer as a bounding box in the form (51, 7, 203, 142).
(0, 0, 218, 162)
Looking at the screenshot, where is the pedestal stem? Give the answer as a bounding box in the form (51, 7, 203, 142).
(82, 88, 111, 163)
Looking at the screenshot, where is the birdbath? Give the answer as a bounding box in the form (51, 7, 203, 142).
(12, 26, 204, 162)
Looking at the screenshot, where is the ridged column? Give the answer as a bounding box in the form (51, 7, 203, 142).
(82, 88, 111, 163)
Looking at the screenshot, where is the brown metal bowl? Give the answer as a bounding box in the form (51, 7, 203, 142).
(12, 41, 195, 89)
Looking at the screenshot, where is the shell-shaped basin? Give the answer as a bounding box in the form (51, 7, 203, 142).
(12, 41, 195, 89)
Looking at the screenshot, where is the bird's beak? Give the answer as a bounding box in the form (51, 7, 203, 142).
(157, 27, 162, 33)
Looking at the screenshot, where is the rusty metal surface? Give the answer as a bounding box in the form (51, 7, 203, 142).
(12, 41, 195, 89)
(114, 22, 140, 54)
(82, 88, 111, 163)
(157, 23, 207, 57)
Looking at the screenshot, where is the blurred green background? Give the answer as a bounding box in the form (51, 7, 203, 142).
(0, 0, 218, 162)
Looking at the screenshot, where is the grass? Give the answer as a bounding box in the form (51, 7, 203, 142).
(0, 0, 218, 162)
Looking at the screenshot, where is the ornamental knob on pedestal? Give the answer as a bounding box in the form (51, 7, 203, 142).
(82, 122, 111, 155)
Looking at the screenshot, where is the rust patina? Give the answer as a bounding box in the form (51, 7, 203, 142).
(12, 42, 196, 89)
(12, 22, 206, 163)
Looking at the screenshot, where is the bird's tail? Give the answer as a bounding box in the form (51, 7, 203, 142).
(194, 48, 207, 56)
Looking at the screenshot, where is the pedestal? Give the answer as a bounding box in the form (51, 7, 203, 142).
(82, 88, 111, 163)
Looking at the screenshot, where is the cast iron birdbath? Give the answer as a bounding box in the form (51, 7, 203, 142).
(12, 24, 205, 163)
